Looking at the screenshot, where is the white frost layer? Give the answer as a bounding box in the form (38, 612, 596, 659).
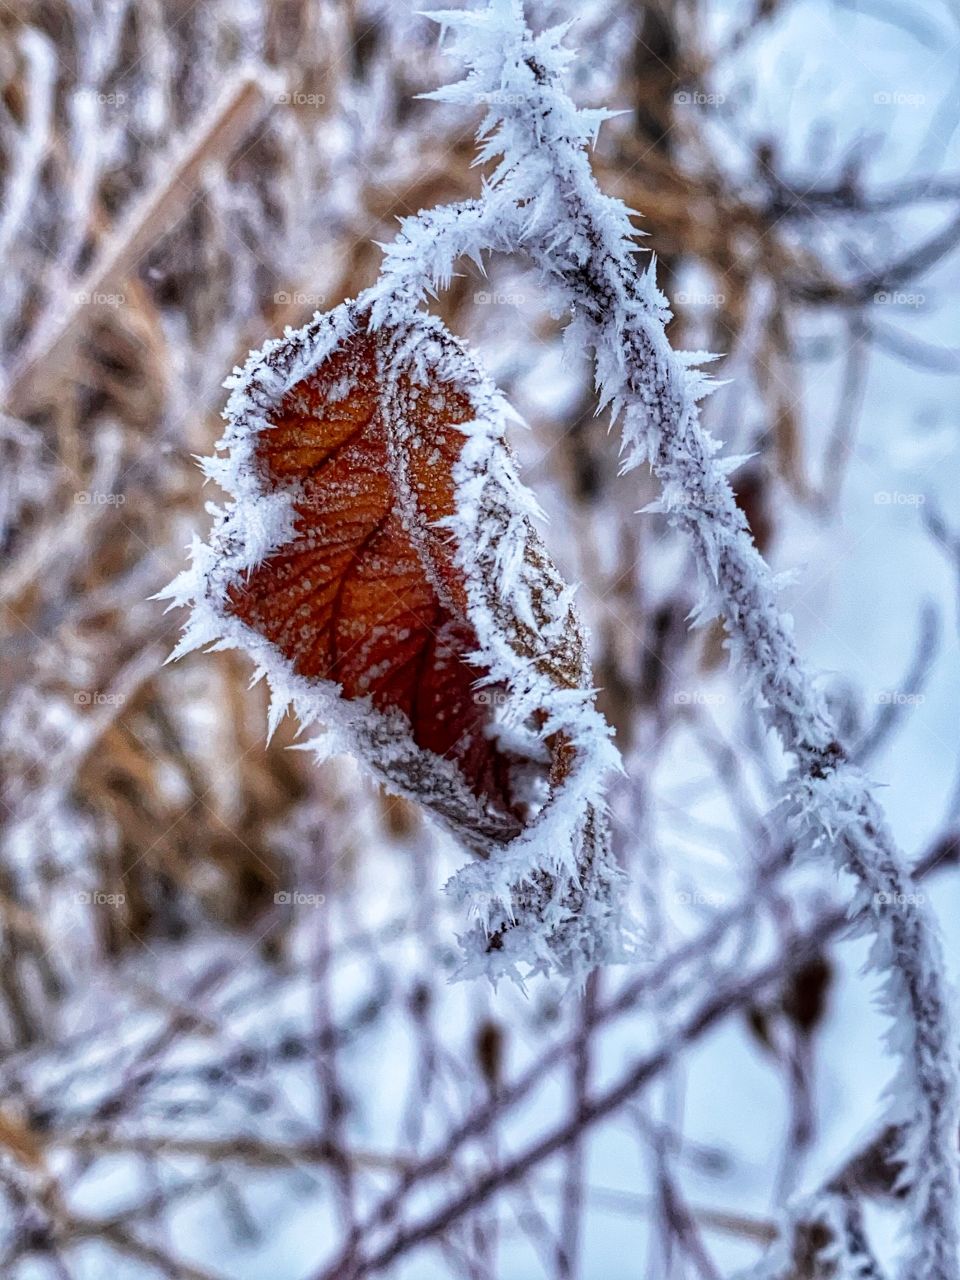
(161, 297, 627, 984)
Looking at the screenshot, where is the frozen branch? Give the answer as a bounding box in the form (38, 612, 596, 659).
(350, 2, 960, 1274)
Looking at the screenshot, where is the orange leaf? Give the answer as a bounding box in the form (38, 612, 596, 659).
(225, 319, 529, 845)
(165, 302, 624, 976)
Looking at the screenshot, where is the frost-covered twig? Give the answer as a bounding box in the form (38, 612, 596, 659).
(318, 828, 955, 1279)
(315, 904, 848, 1280)
(320, 819, 960, 1280)
(356, 2, 959, 1274)
(5, 69, 275, 415)
(731, 1191, 888, 1280)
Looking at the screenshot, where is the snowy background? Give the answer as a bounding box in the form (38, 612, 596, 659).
(1, 0, 959, 1276)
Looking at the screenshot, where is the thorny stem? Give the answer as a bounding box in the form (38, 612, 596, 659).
(361, 4, 960, 1276)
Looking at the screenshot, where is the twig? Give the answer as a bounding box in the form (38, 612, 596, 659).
(4, 70, 278, 415)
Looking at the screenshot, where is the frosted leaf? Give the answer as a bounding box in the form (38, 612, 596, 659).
(162, 300, 625, 980)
